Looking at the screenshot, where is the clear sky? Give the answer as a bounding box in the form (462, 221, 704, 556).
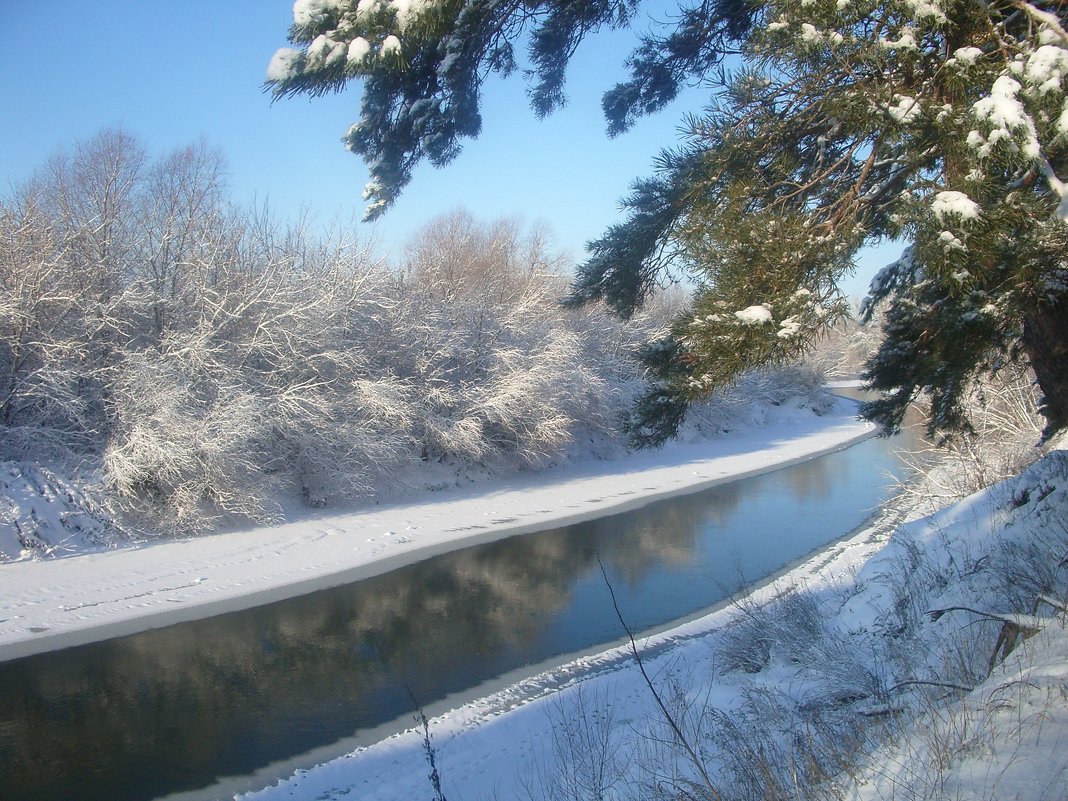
(0, 0, 894, 298)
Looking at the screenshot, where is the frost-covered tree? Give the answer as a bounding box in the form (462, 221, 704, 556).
(385, 210, 605, 464)
(5, 127, 832, 537)
(269, 0, 1068, 445)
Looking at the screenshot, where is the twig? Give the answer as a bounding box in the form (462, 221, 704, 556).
(598, 559, 721, 798)
(1033, 595, 1067, 615)
(407, 687, 448, 801)
(888, 679, 975, 694)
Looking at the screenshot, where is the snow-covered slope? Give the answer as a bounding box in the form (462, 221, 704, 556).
(0, 461, 126, 562)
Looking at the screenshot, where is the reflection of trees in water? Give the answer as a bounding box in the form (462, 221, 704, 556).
(784, 456, 833, 502)
(0, 494, 731, 801)
(596, 485, 742, 585)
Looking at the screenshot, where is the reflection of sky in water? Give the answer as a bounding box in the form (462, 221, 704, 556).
(0, 419, 924, 801)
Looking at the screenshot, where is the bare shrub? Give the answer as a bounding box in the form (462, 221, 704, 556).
(894, 367, 1046, 516)
(705, 686, 880, 801)
(942, 366, 1046, 490)
(715, 586, 829, 675)
(523, 684, 633, 801)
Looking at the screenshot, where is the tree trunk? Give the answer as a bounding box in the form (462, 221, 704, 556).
(1022, 296, 1068, 439)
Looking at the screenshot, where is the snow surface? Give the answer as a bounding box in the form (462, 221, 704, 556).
(0, 396, 874, 664)
(0, 462, 124, 562)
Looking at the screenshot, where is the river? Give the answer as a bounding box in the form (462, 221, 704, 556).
(0, 395, 927, 801)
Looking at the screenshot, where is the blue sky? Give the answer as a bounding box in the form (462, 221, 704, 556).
(0, 0, 893, 298)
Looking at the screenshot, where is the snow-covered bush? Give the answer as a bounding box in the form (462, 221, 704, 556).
(2, 132, 847, 538)
(1, 132, 412, 530)
(893, 366, 1047, 517)
(367, 210, 617, 468)
(1, 138, 619, 530)
(715, 587, 827, 674)
(0, 185, 102, 451)
(101, 217, 421, 528)
(678, 362, 833, 442)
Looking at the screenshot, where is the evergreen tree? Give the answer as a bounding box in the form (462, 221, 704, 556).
(269, 0, 1068, 445)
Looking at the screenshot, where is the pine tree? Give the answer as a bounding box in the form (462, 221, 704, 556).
(269, 0, 1068, 445)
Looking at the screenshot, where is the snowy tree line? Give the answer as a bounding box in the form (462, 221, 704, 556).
(1, 130, 827, 538)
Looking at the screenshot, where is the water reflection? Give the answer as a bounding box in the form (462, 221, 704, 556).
(0, 414, 922, 801)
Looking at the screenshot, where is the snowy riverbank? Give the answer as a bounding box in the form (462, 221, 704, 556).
(0, 395, 875, 663)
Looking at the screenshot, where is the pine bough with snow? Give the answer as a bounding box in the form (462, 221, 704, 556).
(269, 0, 1068, 445)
